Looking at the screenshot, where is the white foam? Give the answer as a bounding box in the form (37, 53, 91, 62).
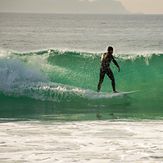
(0, 120, 163, 163)
(0, 58, 47, 92)
(0, 48, 12, 58)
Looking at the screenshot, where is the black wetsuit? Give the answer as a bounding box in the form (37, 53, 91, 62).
(97, 53, 119, 92)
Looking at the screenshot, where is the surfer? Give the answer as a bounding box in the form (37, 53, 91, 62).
(97, 46, 120, 93)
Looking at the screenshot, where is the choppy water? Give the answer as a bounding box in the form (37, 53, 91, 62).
(0, 13, 163, 53)
(0, 13, 163, 121)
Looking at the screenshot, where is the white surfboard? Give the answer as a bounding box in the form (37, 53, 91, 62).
(86, 90, 138, 99)
(105, 90, 138, 96)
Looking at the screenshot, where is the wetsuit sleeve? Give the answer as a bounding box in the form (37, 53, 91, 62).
(112, 55, 120, 68)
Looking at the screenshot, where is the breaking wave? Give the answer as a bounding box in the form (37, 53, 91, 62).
(0, 48, 163, 120)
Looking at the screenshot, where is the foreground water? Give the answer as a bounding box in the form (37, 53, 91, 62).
(0, 120, 163, 163)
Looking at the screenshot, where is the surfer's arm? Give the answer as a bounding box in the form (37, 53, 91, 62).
(101, 53, 105, 62)
(112, 55, 120, 72)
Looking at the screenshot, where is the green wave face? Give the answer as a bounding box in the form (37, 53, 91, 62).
(0, 49, 163, 121)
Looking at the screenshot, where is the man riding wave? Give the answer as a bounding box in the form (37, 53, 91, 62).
(97, 46, 120, 93)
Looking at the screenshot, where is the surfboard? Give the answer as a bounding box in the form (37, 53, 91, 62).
(101, 90, 138, 98)
(86, 90, 138, 100)
(105, 90, 138, 97)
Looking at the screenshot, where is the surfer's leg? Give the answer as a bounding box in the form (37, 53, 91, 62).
(106, 68, 116, 92)
(97, 69, 105, 92)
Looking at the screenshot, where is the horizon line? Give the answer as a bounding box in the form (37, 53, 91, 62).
(0, 11, 163, 15)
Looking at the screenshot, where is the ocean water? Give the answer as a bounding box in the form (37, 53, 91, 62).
(1, 13, 163, 163)
(1, 13, 163, 53)
(0, 13, 163, 121)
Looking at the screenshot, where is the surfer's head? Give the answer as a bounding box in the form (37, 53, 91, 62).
(107, 46, 113, 54)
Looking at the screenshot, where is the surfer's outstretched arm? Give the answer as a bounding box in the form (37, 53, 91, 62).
(112, 55, 120, 72)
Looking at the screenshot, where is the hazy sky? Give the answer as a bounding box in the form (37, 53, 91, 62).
(0, 0, 163, 14)
(0, 0, 128, 14)
(119, 0, 163, 14)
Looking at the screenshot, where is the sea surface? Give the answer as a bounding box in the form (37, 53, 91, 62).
(0, 13, 163, 163)
(0, 13, 163, 121)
